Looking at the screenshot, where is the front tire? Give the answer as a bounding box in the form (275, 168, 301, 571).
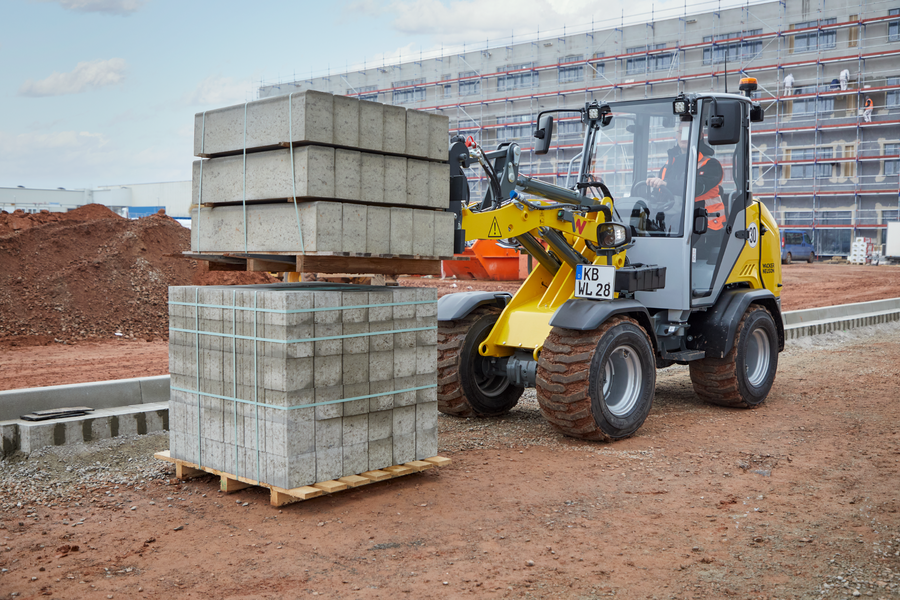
(535, 317, 656, 441)
(689, 305, 779, 408)
(437, 307, 523, 417)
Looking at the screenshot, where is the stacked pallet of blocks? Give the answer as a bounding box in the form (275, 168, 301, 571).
(168, 283, 438, 490)
(190, 90, 455, 257)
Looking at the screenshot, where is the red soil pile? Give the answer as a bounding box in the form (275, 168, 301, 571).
(0, 205, 274, 342)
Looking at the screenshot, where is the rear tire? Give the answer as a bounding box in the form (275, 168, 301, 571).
(808, 252, 815, 263)
(437, 307, 523, 417)
(689, 305, 779, 408)
(535, 317, 656, 441)
(784, 252, 792, 265)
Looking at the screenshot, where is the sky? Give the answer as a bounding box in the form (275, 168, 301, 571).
(1, 0, 759, 189)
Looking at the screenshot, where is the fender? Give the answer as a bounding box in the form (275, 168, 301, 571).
(437, 292, 512, 322)
(687, 288, 785, 358)
(548, 298, 657, 351)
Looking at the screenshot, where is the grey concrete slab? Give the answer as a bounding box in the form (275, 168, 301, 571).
(193, 90, 333, 157)
(428, 113, 450, 161)
(334, 149, 362, 201)
(382, 105, 407, 154)
(412, 210, 434, 256)
(406, 159, 429, 208)
(405, 109, 430, 159)
(342, 202, 367, 254)
(390, 208, 413, 255)
(358, 99, 384, 152)
(434, 211, 456, 257)
(366, 206, 391, 255)
(333, 95, 360, 148)
(383, 156, 408, 206)
(360, 152, 385, 205)
(429, 162, 450, 209)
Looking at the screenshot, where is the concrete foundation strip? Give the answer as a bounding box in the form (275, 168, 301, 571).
(2, 296, 899, 458)
(154, 449, 451, 506)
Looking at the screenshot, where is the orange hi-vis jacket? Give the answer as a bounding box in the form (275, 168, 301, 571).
(660, 151, 726, 230)
(865, 97, 874, 109)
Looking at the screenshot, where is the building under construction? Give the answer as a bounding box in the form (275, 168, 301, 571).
(260, 0, 900, 257)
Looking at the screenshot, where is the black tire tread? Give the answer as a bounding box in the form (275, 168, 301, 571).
(689, 305, 771, 408)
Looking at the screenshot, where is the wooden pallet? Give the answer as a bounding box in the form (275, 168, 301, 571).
(154, 450, 451, 507)
(182, 251, 451, 276)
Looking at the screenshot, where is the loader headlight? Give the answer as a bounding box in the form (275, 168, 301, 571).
(587, 106, 601, 120)
(596, 222, 630, 248)
(673, 99, 687, 114)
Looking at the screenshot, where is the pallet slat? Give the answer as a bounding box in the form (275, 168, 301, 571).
(154, 451, 450, 506)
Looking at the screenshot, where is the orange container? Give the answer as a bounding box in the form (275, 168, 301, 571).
(442, 239, 524, 281)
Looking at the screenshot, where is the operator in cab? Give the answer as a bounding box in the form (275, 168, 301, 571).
(646, 118, 726, 231)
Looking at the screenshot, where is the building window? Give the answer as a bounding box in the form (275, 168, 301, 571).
(591, 52, 606, 78)
(392, 78, 426, 104)
(818, 229, 852, 255)
(882, 209, 899, 223)
(626, 44, 673, 75)
(557, 120, 583, 137)
(886, 77, 900, 106)
(885, 143, 900, 175)
(819, 210, 852, 225)
(352, 85, 379, 102)
(559, 55, 584, 83)
(498, 63, 536, 91)
(788, 147, 833, 179)
(792, 19, 837, 53)
(496, 114, 534, 141)
(784, 211, 814, 226)
(458, 71, 480, 96)
(792, 97, 835, 115)
(441, 75, 453, 99)
(702, 29, 763, 64)
(890, 9, 900, 42)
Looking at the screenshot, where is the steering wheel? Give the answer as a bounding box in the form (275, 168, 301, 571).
(631, 181, 677, 213)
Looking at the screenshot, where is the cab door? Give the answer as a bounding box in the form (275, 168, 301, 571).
(690, 99, 751, 307)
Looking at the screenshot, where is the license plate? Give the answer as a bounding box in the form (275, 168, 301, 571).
(575, 264, 616, 300)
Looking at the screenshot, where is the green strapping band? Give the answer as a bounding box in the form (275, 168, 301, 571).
(170, 384, 437, 411)
(170, 325, 435, 344)
(288, 92, 306, 254)
(169, 299, 433, 314)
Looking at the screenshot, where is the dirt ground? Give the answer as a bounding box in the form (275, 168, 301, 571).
(2, 263, 898, 392)
(0, 321, 898, 599)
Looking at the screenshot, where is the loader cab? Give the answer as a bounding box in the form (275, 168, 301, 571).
(589, 95, 752, 312)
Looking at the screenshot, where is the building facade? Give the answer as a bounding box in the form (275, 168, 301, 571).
(260, 0, 900, 257)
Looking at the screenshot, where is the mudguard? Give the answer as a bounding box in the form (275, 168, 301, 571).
(437, 292, 512, 322)
(548, 299, 657, 349)
(687, 288, 785, 358)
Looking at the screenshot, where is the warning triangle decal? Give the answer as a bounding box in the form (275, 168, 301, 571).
(488, 217, 502, 238)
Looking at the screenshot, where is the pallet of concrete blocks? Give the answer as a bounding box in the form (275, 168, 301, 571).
(167, 283, 439, 492)
(190, 90, 455, 260)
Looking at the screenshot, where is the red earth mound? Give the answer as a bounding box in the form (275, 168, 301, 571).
(0, 205, 274, 342)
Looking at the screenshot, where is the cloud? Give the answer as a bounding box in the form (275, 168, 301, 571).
(185, 75, 253, 107)
(35, 0, 146, 15)
(19, 59, 127, 97)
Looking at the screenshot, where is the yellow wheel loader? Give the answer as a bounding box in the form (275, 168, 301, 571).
(438, 79, 784, 441)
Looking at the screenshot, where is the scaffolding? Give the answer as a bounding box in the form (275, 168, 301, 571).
(260, 0, 900, 257)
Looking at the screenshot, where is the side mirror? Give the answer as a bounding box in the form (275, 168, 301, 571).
(693, 207, 709, 235)
(749, 103, 764, 123)
(534, 115, 554, 155)
(707, 99, 742, 145)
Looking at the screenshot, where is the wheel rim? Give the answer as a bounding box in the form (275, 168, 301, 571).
(603, 344, 642, 417)
(474, 356, 510, 398)
(745, 328, 771, 387)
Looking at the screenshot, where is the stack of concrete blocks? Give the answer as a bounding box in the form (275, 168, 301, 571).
(190, 90, 455, 258)
(168, 283, 438, 491)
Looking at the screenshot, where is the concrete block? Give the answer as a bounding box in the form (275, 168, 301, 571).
(393, 434, 416, 465)
(314, 291, 343, 324)
(333, 95, 360, 148)
(414, 287, 438, 317)
(366, 206, 391, 255)
(358, 99, 384, 152)
(287, 453, 317, 488)
(368, 410, 392, 441)
(393, 318, 417, 350)
(393, 375, 418, 408)
(434, 211, 456, 257)
(406, 159, 429, 207)
(393, 405, 416, 436)
(360, 153, 385, 205)
(384, 156, 407, 206)
(391, 287, 417, 319)
(193, 90, 333, 157)
(313, 354, 342, 389)
(368, 290, 394, 322)
(428, 162, 450, 209)
(191, 201, 343, 253)
(405, 109, 430, 159)
(0, 377, 144, 423)
(342, 352, 369, 385)
(369, 378, 394, 412)
(286, 407, 316, 455)
(314, 386, 344, 420)
(416, 428, 438, 460)
(428, 113, 450, 161)
(416, 345, 437, 375)
(343, 414, 368, 446)
(369, 351, 394, 382)
(191, 145, 335, 205)
(412, 210, 434, 256)
(342, 321, 370, 355)
(317, 447, 343, 482)
(314, 322, 343, 357)
(368, 438, 393, 470)
(341, 203, 367, 253)
(390, 208, 413, 255)
(416, 401, 438, 431)
(316, 415, 344, 450)
(393, 348, 417, 379)
(266, 453, 289, 489)
(262, 356, 314, 392)
(334, 149, 361, 201)
(343, 443, 369, 477)
(416, 373, 437, 404)
(341, 382, 370, 417)
(383, 105, 406, 154)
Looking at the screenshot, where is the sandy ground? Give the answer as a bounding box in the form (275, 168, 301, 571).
(1, 322, 899, 599)
(2, 263, 899, 392)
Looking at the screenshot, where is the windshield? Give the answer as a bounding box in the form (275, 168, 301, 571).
(591, 99, 688, 237)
